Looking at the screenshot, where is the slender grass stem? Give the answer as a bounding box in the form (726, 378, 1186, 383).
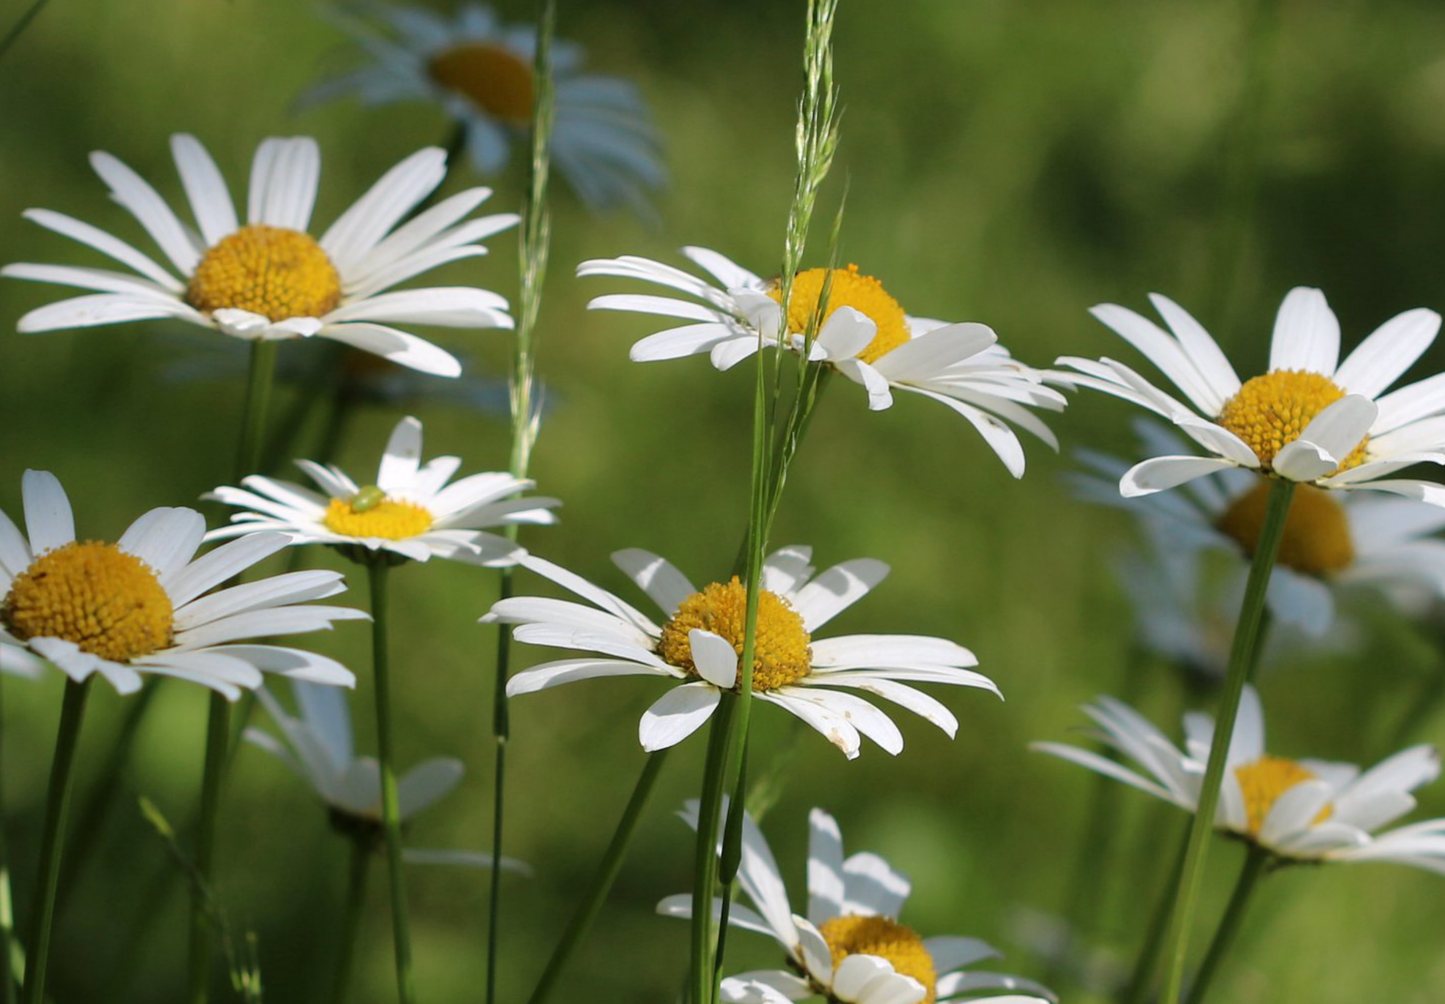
(331, 836, 372, 1004)
(1157, 478, 1294, 1004)
(1183, 847, 1269, 1004)
(525, 750, 668, 1004)
(487, 6, 554, 1001)
(21, 677, 92, 1004)
(1122, 816, 1190, 1004)
(367, 561, 416, 1004)
(690, 698, 738, 1004)
(189, 338, 279, 1004)
(0, 676, 13, 1004)
(0, 0, 48, 61)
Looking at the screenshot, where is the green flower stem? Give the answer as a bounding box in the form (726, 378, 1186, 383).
(331, 836, 372, 1004)
(0, 676, 14, 1004)
(189, 337, 280, 1004)
(690, 697, 739, 1004)
(525, 750, 668, 1004)
(1158, 477, 1294, 1004)
(367, 561, 416, 1004)
(21, 676, 93, 1004)
(1184, 846, 1270, 1004)
(1123, 816, 1191, 1004)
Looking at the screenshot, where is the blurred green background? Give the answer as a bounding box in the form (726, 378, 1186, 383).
(2, 0, 1444, 1001)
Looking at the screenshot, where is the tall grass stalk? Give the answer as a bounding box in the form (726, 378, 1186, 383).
(190, 338, 279, 1004)
(1157, 478, 1294, 1004)
(0, 676, 14, 1004)
(487, 3, 555, 1002)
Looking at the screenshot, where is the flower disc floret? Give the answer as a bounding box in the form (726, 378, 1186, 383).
(322, 492, 433, 540)
(1, 541, 173, 661)
(427, 42, 536, 122)
(1235, 755, 1328, 836)
(658, 578, 812, 691)
(187, 224, 342, 321)
(1216, 480, 1355, 577)
(771, 264, 910, 364)
(818, 914, 937, 1003)
(1216, 370, 1367, 473)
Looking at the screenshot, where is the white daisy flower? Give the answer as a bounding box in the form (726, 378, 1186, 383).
(3, 133, 518, 376)
(207, 415, 558, 566)
(489, 545, 999, 759)
(0, 470, 363, 699)
(1076, 420, 1445, 636)
(1034, 685, 1445, 870)
(300, 2, 664, 216)
(245, 679, 528, 872)
(658, 804, 1053, 1004)
(1056, 287, 1445, 502)
(577, 249, 1066, 478)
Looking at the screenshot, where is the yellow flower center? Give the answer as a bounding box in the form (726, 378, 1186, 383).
(186, 224, 342, 322)
(818, 914, 937, 1004)
(322, 489, 433, 540)
(1215, 370, 1368, 474)
(1234, 755, 1331, 836)
(657, 578, 812, 692)
(0, 541, 173, 662)
(1216, 480, 1355, 577)
(769, 265, 911, 364)
(427, 42, 536, 123)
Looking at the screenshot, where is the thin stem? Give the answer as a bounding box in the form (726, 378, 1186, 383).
(487, 6, 555, 1001)
(190, 338, 280, 1004)
(689, 697, 738, 1004)
(1123, 816, 1191, 1004)
(369, 561, 416, 1004)
(525, 751, 668, 1004)
(21, 677, 93, 1004)
(1158, 477, 1294, 1004)
(0, 676, 13, 1004)
(1183, 847, 1269, 1004)
(0, 0, 48, 61)
(331, 836, 372, 1004)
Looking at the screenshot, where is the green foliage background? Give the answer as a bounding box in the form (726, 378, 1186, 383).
(1, 0, 1443, 1001)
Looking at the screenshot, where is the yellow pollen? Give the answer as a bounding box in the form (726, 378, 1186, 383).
(657, 578, 812, 692)
(1216, 480, 1355, 577)
(1234, 755, 1331, 837)
(322, 495, 432, 540)
(769, 265, 911, 364)
(0, 541, 173, 662)
(427, 42, 536, 122)
(187, 224, 342, 322)
(818, 915, 937, 1004)
(1216, 370, 1368, 474)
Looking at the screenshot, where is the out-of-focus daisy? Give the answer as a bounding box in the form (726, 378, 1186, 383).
(1034, 685, 1445, 870)
(207, 415, 558, 565)
(578, 249, 1065, 477)
(490, 545, 999, 758)
(3, 133, 517, 376)
(0, 470, 362, 699)
(301, 2, 664, 216)
(246, 680, 528, 871)
(1077, 420, 1445, 636)
(658, 804, 1053, 1004)
(1056, 287, 1445, 502)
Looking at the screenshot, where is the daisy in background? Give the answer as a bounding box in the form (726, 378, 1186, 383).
(578, 249, 1066, 477)
(207, 415, 558, 566)
(300, 2, 664, 216)
(1056, 287, 1445, 503)
(489, 544, 999, 758)
(3, 133, 517, 376)
(659, 804, 1053, 1004)
(0, 470, 363, 699)
(246, 679, 528, 872)
(1076, 419, 1445, 637)
(1034, 685, 1445, 871)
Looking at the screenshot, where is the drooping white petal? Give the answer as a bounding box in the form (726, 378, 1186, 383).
(1121, 456, 1242, 497)
(689, 630, 738, 689)
(637, 682, 720, 751)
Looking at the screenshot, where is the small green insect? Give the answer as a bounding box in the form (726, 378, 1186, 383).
(349, 485, 386, 512)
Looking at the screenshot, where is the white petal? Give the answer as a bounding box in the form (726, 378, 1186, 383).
(19, 208, 183, 290)
(89, 150, 200, 274)
(1121, 456, 1242, 496)
(170, 134, 238, 246)
(319, 323, 460, 377)
(1147, 292, 1241, 400)
(841, 850, 911, 917)
(1269, 287, 1340, 374)
(1089, 302, 1222, 414)
(758, 691, 861, 759)
(22, 470, 74, 555)
(791, 558, 889, 631)
(163, 532, 292, 606)
(397, 757, 464, 818)
(321, 147, 447, 270)
(689, 630, 738, 689)
(611, 548, 696, 613)
(16, 292, 202, 333)
(1271, 394, 1377, 481)
(248, 137, 320, 230)
(378, 416, 424, 489)
(1333, 308, 1440, 399)
(806, 808, 846, 925)
(117, 507, 206, 579)
(637, 682, 720, 751)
